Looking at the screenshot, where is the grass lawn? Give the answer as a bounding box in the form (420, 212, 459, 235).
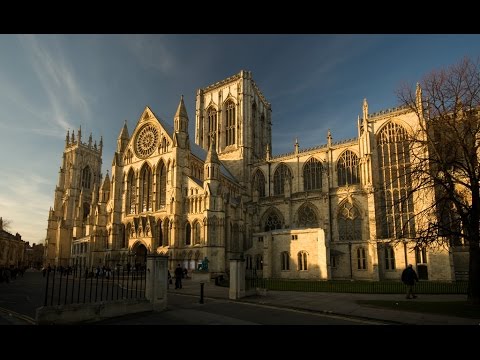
(356, 300, 480, 319)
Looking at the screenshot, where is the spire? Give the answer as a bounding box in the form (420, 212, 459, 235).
(294, 138, 299, 154)
(266, 143, 271, 161)
(174, 95, 189, 133)
(99, 136, 103, 155)
(71, 131, 75, 143)
(102, 171, 110, 191)
(77, 126, 82, 144)
(65, 130, 70, 146)
(117, 121, 129, 153)
(205, 134, 219, 164)
(327, 129, 332, 147)
(416, 82, 423, 115)
(88, 133, 93, 147)
(363, 98, 368, 121)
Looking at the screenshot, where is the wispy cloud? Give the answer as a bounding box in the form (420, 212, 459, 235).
(17, 35, 91, 134)
(120, 35, 174, 73)
(0, 169, 54, 243)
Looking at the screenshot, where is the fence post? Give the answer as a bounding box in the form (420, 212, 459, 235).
(229, 258, 246, 300)
(145, 254, 168, 311)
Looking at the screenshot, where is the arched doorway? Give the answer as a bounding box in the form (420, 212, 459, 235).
(131, 243, 148, 267)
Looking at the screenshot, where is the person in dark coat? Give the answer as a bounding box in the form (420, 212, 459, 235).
(401, 264, 419, 299)
(174, 264, 183, 289)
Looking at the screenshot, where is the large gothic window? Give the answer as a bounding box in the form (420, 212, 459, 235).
(207, 107, 217, 149)
(376, 122, 415, 239)
(264, 211, 282, 231)
(303, 158, 322, 191)
(337, 150, 360, 186)
(297, 204, 318, 228)
(156, 161, 166, 209)
(274, 163, 292, 196)
(225, 100, 236, 146)
(127, 170, 136, 214)
(338, 202, 362, 241)
(252, 169, 266, 198)
(140, 164, 152, 212)
(82, 166, 92, 189)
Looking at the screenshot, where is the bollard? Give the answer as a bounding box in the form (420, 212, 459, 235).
(200, 282, 204, 304)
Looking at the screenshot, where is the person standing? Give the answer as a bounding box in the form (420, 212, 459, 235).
(401, 264, 419, 299)
(174, 264, 183, 289)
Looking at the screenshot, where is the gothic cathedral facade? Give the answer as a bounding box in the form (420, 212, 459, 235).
(45, 70, 465, 281)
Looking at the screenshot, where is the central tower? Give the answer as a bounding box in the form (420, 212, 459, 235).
(195, 70, 272, 185)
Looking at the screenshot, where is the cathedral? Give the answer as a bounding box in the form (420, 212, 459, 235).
(44, 70, 468, 281)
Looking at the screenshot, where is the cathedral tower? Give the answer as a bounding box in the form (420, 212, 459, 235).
(195, 70, 272, 185)
(45, 127, 102, 266)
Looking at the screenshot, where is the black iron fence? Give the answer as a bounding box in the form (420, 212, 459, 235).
(245, 271, 467, 294)
(42, 265, 146, 307)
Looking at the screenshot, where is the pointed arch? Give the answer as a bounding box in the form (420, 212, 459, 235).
(82, 166, 92, 189)
(185, 222, 192, 246)
(193, 220, 201, 245)
(156, 159, 167, 210)
(337, 150, 360, 186)
(156, 219, 163, 247)
(297, 251, 308, 271)
(126, 168, 136, 214)
(224, 99, 236, 146)
(252, 169, 266, 198)
(296, 202, 319, 228)
(207, 106, 217, 150)
(273, 163, 292, 195)
(376, 121, 415, 239)
(163, 218, 170, 246)
(140, 163, 153, 212)
(303, 157, 322, 191)
(262, 207, 284, 232)
(337, 200, 362, 241)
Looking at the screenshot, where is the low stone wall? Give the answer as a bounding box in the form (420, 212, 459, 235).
(36, 299, 154, 325)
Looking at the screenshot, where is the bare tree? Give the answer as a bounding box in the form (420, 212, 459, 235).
(397, 57, 480, 304)
(1, 217, 12, 231)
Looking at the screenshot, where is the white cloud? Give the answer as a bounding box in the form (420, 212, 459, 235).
(17, 35, 92, 134)
(0, 169, 54, 243)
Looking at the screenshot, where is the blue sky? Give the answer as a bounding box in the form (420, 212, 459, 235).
(1, 34, 479, 244)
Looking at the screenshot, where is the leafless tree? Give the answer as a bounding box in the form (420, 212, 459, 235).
(1, 217, 12, 231)
(397, 57, 480, 304)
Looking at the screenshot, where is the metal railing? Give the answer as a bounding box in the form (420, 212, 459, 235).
(42, 265, 146, 307)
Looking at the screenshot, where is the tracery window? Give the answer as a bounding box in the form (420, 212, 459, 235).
(303, 158, 322, 191)
(297, 204, 318, 228)
(127, 170, 136, 214)
(252, 170, 266, 198)
(337, 150, 360, 186)
(82, 166, 91, 189)
(225, 100, 236, 146)
(207, 107, 217, 149)
(156, 161, 166, 209)
(140, 165, 152, 212)
(338, 202, 362, 241)
(274, 163, 291, 195)
(264, 211, 282, 231)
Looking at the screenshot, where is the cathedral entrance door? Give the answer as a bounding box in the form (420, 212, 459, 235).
(132, 243, 147, 267)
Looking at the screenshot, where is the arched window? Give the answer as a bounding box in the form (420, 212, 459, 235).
(140, 164, 152, 212)
(337, 150, 360, 186)
(160, 137, 168, 153)
(281, 251, 290, 271)
(376, 123, 415, 239)
(82, 166, 92, 189)
(415, 247, 427, 264)
(126, 170, 136, 214)
(338, 202, 362, 241)
(297, 251, 308, 271)
(83, 202, 90, 220)
(207, 107, 217, 149)
(252, 169, 266, 198)
(193, 222, 201, 245)
(385, 245, 395, 270)
(225, 100, 236, 146)
(156, 161, 166, 209)
(273, 163, 291, 195)
(357, 247, 367, 270)
(255, 254, 263, 270)
(185, 223, 191, 246)
(297, 204, 318, 228)
(303, 158, 322, 191)
(264, 211, 282, 231)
